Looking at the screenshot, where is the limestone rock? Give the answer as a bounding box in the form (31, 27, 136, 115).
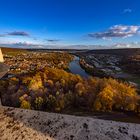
(0, 48, 4, 62)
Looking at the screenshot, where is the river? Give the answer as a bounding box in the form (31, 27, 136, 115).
(69, 56, 140, 89)
(69, 56, 89, 78)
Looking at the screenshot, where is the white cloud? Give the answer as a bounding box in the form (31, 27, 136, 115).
(88, 25, 140, 39)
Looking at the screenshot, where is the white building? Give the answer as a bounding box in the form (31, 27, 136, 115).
(0, 48, 4, 62)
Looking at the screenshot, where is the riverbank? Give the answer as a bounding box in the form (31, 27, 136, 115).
(73, 53, 140, 89)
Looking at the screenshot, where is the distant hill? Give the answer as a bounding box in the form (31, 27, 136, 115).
(85, 48, 140, 56)
(1, 46, 140, 56)
(1, 47, 26, 52)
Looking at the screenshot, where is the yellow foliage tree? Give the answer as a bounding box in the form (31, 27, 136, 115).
(20, 100, 31, 109)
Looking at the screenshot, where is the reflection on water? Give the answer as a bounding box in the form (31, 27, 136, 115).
(69, 56, 89, 78)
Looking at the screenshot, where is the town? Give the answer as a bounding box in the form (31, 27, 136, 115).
(2, 49, 73, 75)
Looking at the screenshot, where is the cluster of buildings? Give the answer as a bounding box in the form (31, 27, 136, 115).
(4, 52, 50, 74)
(3, 52, 67, 75)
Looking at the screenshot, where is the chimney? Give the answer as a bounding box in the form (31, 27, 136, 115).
(0, 48, 4, 62)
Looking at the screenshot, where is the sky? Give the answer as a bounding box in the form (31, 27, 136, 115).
(0, 0, 140, 49)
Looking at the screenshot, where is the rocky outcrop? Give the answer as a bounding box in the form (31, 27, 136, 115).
(0, 106, 140, 140)
(79, 54, 122, 78)
(0, 63, 9, 79)
(0, 48, 9, 79)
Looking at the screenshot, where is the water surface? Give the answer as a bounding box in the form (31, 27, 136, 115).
(69, 56, 89, 78)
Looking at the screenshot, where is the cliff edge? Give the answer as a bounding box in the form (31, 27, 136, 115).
(0, 106, 140, 140)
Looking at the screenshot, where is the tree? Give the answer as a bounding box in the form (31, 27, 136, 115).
(20, 100, 31, 109)
(35, 97, 44, 110)
(94, 85, 114, 111)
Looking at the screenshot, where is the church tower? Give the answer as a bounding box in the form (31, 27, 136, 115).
(0, 48, 4, 62)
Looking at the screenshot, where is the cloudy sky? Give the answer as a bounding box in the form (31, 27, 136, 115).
(0, 0, 140, 49)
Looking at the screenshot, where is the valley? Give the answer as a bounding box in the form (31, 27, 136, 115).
(0, 48, 140, 123)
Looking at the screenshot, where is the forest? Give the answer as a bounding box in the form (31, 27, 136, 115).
(0, 66, 139, 114)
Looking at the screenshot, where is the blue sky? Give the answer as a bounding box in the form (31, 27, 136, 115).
(0, 0, 140, 48)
